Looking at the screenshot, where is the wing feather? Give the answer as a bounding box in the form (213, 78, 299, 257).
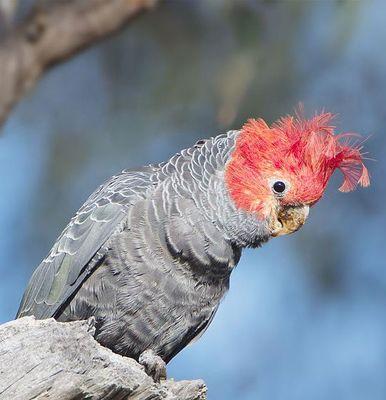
(16, 168, 156, 319)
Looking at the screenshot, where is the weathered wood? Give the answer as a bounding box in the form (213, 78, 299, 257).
(0, 317, 206, 400)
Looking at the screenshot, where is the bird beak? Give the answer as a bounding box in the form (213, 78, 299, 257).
(270, 205, 310, 237)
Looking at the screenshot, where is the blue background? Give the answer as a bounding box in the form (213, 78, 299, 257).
(0, 1, 385, 399)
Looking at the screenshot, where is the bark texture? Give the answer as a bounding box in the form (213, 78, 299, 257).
(0, 0, 159, 128)
(0, 317, 206, 400)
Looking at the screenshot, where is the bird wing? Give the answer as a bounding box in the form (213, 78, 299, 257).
(16, 167, 157, 319)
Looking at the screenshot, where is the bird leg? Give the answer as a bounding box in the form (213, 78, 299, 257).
(138, 349, 167, 382)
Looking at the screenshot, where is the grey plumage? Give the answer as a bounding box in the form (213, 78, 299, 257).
(17, 130, 271, 364)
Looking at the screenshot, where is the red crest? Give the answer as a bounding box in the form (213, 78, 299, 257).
(225, 112, 370, 217)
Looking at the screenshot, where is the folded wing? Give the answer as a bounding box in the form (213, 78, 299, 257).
(16, 167, 156, 319)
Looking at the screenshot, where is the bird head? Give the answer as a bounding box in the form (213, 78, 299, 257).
(225, 111, 370, 237)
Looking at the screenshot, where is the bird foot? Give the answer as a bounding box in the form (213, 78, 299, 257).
(86, 316, 96, 334)
(139, 349, 167, 383)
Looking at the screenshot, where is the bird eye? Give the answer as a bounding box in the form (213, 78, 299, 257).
(272, 181, 286, 194)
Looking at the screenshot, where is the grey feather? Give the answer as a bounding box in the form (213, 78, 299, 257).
(17, 168, 155, 319)
(17, 131, 270, 364)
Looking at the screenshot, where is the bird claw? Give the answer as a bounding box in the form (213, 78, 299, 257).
(86, 316, 96, 335)
(139, 349, 167, 383)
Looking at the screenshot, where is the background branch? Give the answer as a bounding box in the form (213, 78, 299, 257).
(0, 0, 159, 129)
(0, 317, 207, 400)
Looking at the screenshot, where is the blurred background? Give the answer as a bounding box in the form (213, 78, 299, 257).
(0, 0, 384, 399)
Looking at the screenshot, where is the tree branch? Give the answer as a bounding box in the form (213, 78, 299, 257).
(0, 317, 207, 400)
(0, 0, 159, 128)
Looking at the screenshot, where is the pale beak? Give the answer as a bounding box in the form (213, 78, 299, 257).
(270, 205, 310, 237)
